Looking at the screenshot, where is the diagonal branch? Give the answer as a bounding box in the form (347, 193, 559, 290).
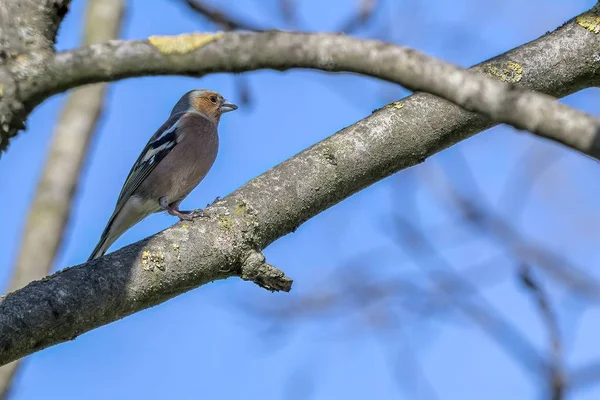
(9, 6, 600, 160)
(0, 7, 599, 366)
(0, 0, 125, 397)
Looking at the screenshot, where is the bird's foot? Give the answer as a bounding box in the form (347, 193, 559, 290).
(174, 209, 205, 221)
(159, 197, 206, 221)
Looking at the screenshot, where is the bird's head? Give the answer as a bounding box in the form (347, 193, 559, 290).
(171, 89, 238, 123)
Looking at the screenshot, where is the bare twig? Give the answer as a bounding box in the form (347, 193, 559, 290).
(181, 0, 259, 107)
(182, 0, 262, 31)
(420, 162, 600, 300)
(337, 0, 378, 33)
(499, 144, 564, 220)
(278, 0, 296, 26)
(391, 216, 547, 376)
(519, 265, 565, 400)
(0, 0, 125, 397)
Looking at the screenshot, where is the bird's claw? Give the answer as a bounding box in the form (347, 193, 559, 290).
(177, 209, 206, 221)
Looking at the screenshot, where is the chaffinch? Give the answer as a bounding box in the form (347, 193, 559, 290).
(88, 89, 237, 261)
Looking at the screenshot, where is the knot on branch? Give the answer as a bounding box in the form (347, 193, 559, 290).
(0, 67, 25, 153)
(240, 251, 293, 292)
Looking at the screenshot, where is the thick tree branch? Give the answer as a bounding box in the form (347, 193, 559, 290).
(0, 0, 124, 397)
(8, 7, 600, 160)
(0, 0, 71, 152)
(0, 8, 599, 365)
(0, 0, 70, 57)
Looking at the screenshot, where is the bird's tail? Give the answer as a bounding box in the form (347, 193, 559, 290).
(88, 212, 120, 261)
(88, 198, 150, 261)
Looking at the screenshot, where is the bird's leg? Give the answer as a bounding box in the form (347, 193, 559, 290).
(159, 197, 205, 221)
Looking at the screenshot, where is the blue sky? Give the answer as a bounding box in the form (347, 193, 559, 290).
(1, 0, 600, 399)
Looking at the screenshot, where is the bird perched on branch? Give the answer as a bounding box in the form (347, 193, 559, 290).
(88, 89, 237, 261)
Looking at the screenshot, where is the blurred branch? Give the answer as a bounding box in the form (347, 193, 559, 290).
(11, 10, 600, 160)
(182, 0, 262, 31)
(570, 362, 600, 394)
(499, 144, 564, 220)
(278, 0, 297, 27)
(421, 162, 600, 300)
(337, 0, 378, 33)
(391, 216, 547, 375)
(181, 0, 257, 107)
(0, 0, 125, 397)
(519, 266, 565, 400)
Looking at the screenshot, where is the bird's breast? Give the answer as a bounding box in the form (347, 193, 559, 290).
(137, 128, 219, 205)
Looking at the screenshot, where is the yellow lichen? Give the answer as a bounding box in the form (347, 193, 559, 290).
(219, 215, 234, 230)
(141, 250, 166, 271)
(485, 61, 523, 83)
(172, 243, 181, 262)
(148, 32, 223, 55)
(372, 100, 404, 114)
(577, 14, 600, 34)
(181, 224, 189, 230)
(234, 200, 246, 217)
(384, 101, 404, 110)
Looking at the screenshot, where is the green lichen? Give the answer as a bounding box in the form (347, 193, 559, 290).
(234, 199, 250, 217)
(219, 215, 234, 231)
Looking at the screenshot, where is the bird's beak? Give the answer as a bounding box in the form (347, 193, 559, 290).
(219, 100, 238, 113)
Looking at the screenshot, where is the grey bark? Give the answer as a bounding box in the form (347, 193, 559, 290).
(0, 0, 124, 397)
(0, 0, 71, 151)
(10, 26, 600, 160)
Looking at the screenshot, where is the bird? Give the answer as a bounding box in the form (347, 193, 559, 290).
(88, 89, 238, 261)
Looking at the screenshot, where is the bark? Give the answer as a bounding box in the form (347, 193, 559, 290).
(0, 0, 71, 151)
(0, 5, 599, 366)
(10, 24, 600, 159)
(0, 0, 124, 397)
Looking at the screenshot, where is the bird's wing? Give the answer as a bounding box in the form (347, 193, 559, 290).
(114, 112, 189, 210)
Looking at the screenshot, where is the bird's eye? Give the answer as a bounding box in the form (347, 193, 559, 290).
(209, 96, 218, 103)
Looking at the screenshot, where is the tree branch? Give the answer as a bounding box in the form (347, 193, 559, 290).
(519, 266, 565, 400)
(0, 0, 124, 397)
(0, 0, 71, 57)
(182, 0, 263, 31)
(0, 1, 124, 398)
(0, 7, 599, 365)
(8, 7, 600, 160)
(0, 0, 71, 152)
